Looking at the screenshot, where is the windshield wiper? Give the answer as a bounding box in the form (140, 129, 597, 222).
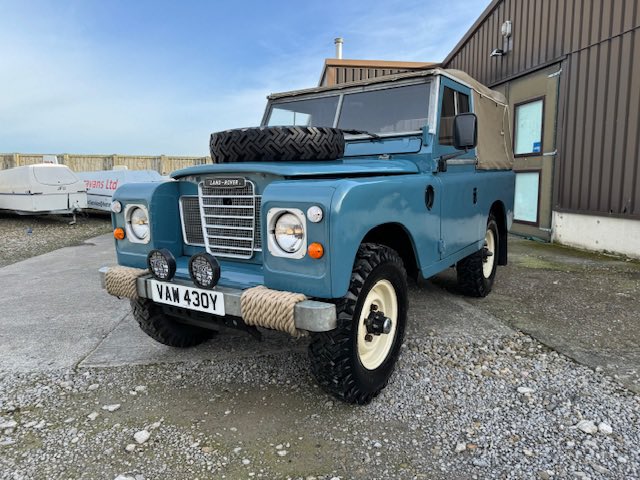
(341, 129, 382, 140)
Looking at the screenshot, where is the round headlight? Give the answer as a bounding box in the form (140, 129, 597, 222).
(189, 253, 221, 289)
(274, 212, 304, 253)
(129, 207, 149, 240)
(147, 249, 176, 281)
(111, 200, 122, 213)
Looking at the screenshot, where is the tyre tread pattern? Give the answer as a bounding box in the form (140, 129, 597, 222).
(308, 243, 406, 404)
(130, 298, 213, 348)
(456, 216, 498, 298)
(456, 251, 489, 297)
(210, 126, 345, 163)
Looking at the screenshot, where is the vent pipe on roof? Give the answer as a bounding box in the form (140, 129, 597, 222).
(334, 37, 343, 59)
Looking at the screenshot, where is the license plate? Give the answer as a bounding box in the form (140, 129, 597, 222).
(149, 280, 225, 316)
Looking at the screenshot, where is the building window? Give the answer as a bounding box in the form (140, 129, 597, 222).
(439, 87, 471, 146)
(514, 98, 544, 155)
(514, 171, 540, 224)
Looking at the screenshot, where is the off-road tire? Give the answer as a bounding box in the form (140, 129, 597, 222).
(308, 243, 408, 404)
(209, 126, 345, 163)
(456, 214, 499, 297)
(130, 298, 214, 348)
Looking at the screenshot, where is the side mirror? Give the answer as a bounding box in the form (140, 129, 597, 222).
(453, 113, 478, 150)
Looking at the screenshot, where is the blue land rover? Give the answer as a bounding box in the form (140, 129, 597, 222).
(101, 68, 515, 404)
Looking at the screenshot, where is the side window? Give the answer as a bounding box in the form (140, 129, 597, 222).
(457, 92, 470, 114)
(438, 87, 456, 145)
(438, 88, 471, 146)
(513, 98, 544, 156)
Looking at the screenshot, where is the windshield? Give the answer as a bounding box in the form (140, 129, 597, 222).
(266, 81, 431, 135)
(267, 96, 339, 127)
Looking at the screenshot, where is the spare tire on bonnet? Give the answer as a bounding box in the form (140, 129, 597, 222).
(209, 126, 345, 163)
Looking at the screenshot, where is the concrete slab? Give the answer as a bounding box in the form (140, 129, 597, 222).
(79, 315, 306, 368)
(0, 235, 130, 371)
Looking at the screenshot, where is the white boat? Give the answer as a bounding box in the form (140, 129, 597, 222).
(0, 164, 87, 215)
(77, 167, 169, 212)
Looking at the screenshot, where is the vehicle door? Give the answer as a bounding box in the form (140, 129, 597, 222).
(432, 76, 480, 260)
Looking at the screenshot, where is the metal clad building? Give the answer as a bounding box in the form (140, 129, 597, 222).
(319, 59, 438, 86)
(443, 0, 640, 255)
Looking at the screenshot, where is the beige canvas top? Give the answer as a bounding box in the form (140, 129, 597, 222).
(268, 68, 514, 171)
(442, 70, 514, 170)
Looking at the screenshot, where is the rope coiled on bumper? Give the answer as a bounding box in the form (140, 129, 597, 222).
(240, 286, 307, 336)
(105, 266, 147, 299)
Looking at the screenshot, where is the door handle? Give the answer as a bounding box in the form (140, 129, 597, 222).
(425, 185, 435, 210)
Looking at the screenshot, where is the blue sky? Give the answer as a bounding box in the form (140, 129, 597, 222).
(0, 0, 490, 156)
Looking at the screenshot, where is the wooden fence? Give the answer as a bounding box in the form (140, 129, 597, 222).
(0, 153, 210, 174)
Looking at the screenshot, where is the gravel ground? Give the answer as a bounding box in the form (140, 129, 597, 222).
(0, 212, 111, 268)
(1, 331, 638, 479)
(1, 232, 638, 479)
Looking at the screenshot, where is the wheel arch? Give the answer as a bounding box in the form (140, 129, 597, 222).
(361, 222, 420, 280)
(489, 200, 508, 266)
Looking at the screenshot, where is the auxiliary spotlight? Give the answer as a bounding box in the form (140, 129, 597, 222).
(147, 249, 177, 281)
(188, 253, 221, 289)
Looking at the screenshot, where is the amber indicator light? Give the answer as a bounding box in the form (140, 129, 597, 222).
(308, 242, 324, 259)
(113, 227, 126, 240)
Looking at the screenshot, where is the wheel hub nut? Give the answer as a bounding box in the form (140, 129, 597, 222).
(366, 308, 393, 335)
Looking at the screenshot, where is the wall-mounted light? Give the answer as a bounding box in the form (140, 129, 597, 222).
(490, 48, 505, 57)
(501, 20, 512, 38)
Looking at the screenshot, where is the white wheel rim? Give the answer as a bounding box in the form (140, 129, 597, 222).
(483, 228, 496, 278)
(357, 279, 398, 370)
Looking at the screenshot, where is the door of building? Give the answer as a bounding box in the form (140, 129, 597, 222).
(494, 63, 561, 241)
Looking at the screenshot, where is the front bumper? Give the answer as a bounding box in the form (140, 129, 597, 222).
(98, 266, 337, 333)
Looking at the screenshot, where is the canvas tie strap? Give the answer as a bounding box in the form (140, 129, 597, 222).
(240, 286, 307, 336)
(105, 266, 148, 299)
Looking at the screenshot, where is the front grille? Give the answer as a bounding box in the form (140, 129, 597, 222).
(254, 197, 262, 249)
(180, 196, 204, 245)
(196, 179, 261, 259)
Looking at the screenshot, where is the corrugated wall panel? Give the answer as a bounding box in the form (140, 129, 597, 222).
(630, 31, 640, 217)
(589, 0, 603, 46)
(579, 45, 599, 210)
(554, 0, 567, 58)
(598, 36, 621, 213)
(539, 0, 549, 65)
(622, 0, 636, 33)
(330, 66, 428, 86)
(444, 0, 640, 218)
(563, 0, 574, 57)
(558, 28, 640, 217)
(612, 0, 625, 37)
(526, 0, 537, 70)
(588, 43, 608, 212)
(621, 30, 640, 216)
(610, 31, 634, 215)
(515, 0, 526, 74)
